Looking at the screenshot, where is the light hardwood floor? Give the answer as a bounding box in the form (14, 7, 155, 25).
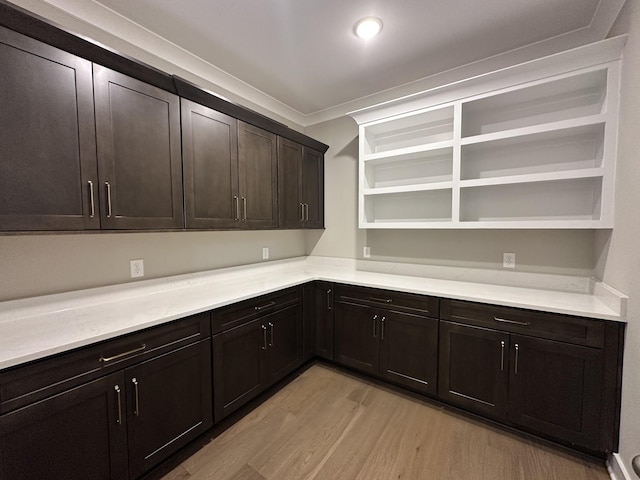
(161, 364, 609, 480)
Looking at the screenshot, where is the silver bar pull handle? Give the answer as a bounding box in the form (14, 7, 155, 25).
(234, 195, 240, 221)
(381, 316, 386, 340)
(327, 289, 332, 311)
(242, 196, 247, 221)
(300, 203, 305, 222)
(100, 344, 146, 363)
(372, 314, 378, 338)
(88, 181, 95, 218)
(500, 341, 505, 371)
(494, 317, 530, 326)
(262, 324, 267, 350)
(370, 297, 392, 304)
(254, 301, 276, 312)
(114, 385, 122, 424)
(105, 182, 112, 217)
(304, 203, 309, 222)
(268, 322, 274, 346)
(514, 343, 519, 374)
(132, 377, 140, 416)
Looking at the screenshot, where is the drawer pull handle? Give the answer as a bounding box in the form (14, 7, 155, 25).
(255, 301, 276, 312)
(370, 297, 393, 304)
(132, 377, 140, 416)
(262, 324, 268, 350)
(514, 343, 519, 375)
(114, 385, 122, 425)
(268, 322, 274, 346)
(500, 341, 505, 371)
(494, 317, 530, 326)
(381, 316, 386, 340)
(88, 181, 95, 218)
(100, 344, 146, 363)
(327, 289, 332, 310)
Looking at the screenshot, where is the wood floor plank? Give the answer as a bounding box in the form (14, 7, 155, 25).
(161, 364, 609, 480)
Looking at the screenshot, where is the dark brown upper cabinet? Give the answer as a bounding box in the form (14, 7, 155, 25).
(93, 65, 184, 230)
(0, 26, 99, 232)
(238, 121, 278, 229)
(278, 137, 324, 229)
(181, 99, 239, 229)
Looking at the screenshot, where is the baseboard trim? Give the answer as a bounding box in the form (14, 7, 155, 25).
(609, 453, 633, 480)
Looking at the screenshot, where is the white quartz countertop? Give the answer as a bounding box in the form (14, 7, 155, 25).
(0, 256, 626, 371)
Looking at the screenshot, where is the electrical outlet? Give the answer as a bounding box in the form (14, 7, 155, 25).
(130, 259, 144, 278)
(262, 247, 269, 260)
(363, 246, 371, 258)
(503, 253, 516, 269)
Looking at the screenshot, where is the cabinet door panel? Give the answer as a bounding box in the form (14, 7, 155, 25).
(508, 335, 603, 449)
(213, 319, 266, 421)
(0, 27, 98, 231)
(126, 340, 212, 479)
(0, 372, 127, 480)
(238, 121, 277, 228)
(334, 302, 379, 375)
(278, 137, 303, 228)
(94, 65, 183, 229)
(182, 99, 239, 228)
(380, 312, 438, 395)
(439, 321, 509, 419)
(265, 304, 303, 383)
(315, 282, 335, 360)
(302, 147, 324, 228)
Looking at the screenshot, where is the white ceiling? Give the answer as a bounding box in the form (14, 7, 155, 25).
(10, 0, 627, 126)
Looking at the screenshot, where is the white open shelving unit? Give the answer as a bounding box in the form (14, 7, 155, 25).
(350, 37, 625, 229)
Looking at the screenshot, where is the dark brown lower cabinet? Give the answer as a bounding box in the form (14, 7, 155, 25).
(125, 340, 213, 479)
(0, 337, 212, 480)
(334, 299, 438, 394)
(315, 281, 335, 361)
(0, 372, 128, 480)
(213, 303, 303, 421)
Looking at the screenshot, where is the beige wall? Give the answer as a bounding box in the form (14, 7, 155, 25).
(305, 117, 596, 276)
(0, 230, 306, 301)
(595, 0, 640, 473)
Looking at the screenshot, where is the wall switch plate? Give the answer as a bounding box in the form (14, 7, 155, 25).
(363, 246, 371, 258)
(262, 247, 269, 260)
(130, 259, 144, 278)
(503, 253, 516, 269)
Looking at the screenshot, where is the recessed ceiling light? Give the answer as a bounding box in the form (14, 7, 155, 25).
(354, 17, 383, 39)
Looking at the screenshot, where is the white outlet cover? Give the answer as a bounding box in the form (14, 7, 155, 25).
(130, 259, 144, 278)
(503, 253, 516, 269)
(262, 247, 269, 260)
(363, 246, 371, 258)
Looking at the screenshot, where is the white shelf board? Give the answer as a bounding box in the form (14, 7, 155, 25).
(363, 181, 454, 196)
(458, 167, 605, 188)
(460, 114, 607, 146)
(362, 140, 454, 162)
(360, 219, 610, 229)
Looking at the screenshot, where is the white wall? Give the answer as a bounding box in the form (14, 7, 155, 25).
(305, 117, 596, 276)
(595, 0, 640, 474)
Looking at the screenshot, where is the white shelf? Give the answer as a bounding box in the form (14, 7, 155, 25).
(351, 38, 622, 229)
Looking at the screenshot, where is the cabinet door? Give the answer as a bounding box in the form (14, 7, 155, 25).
(334, 302, 379, 375)
(182, 99, 239, 228)
(302, 282, 317, 362)
(0, 372, 128, 480)
(315, 281, 335, 361)
(507, 335, 603, 449)
(213, 318, 266, 421)
(278, 137, 303, 228)
(0, 27, 99, 231)
(265, 304, 303, 383)
(379, 311, 438, 395)
(94, 65, 184, 229)
(125, 340, 213, 479)
(302, 147, 324, 228)
(439, 321, 509, 420)
(238, 121, 278, 228)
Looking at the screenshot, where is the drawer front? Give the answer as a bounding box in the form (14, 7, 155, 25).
(0, 312, 211, 414)
(441, 299, 604, 348)
(334, 284, 439, 318)
(212, 286, 302, 334)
